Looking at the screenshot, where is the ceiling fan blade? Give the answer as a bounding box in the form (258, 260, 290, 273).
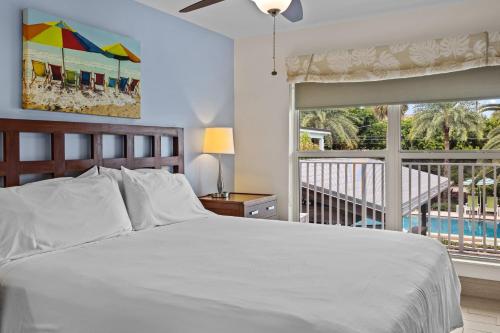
(281, 0, 303, 22)
(179, 0, 225, 13)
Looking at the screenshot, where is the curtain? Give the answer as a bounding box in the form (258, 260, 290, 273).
(287, 31, 500, 84)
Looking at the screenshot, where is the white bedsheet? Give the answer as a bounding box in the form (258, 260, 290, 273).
(0, 216, 462, 333)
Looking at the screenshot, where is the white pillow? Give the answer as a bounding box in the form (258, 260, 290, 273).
(121, 167, 212, 230)
(78, 166, 98, 178)
(99, 166, 169, 197)
(0, 175, 132, 264)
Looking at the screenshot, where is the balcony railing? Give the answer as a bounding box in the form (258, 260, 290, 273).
(299, 159, 500, 261)
(300, 159, 385, 228)
(402, 162, 498, 260)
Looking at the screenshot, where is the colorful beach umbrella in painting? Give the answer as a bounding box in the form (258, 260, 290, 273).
(102, 43, 141, 81)
(23, 21, 107, 72)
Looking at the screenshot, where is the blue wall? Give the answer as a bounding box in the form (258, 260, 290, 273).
(0, 0, 234, 194)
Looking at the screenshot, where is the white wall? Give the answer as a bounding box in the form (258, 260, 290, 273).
(234, 0, 500, 220)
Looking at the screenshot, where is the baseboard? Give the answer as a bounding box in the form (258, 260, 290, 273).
(460, 276, 500, 301)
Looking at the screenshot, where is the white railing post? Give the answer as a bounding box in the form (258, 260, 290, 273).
(361, 163, 367, 228)
(458, 165, 464, 253)
(385, 105, 402, 231)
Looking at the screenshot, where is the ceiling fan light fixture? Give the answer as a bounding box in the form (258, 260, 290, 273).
(252, 0, 292, 14)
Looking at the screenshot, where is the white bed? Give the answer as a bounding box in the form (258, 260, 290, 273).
(0, 215, 462, 333)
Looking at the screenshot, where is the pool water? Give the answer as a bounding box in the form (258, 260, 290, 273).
(402, 216, 500, 238)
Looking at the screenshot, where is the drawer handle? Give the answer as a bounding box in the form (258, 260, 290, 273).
(249, 210, 259, 216)
(266, 206, 276, 211)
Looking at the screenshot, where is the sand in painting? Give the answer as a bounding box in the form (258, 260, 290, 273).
(23, 64, 140, 119)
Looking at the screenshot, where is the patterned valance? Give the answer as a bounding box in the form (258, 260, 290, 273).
(287, 31, 500, 84)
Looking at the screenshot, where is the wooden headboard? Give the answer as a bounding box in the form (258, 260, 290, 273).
(0, 118, 184, 187)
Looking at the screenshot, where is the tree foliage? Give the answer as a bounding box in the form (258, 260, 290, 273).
(484, 112, 500, 149)
(301, 109, 359, 149)
(373, 105, 408, 121)
(409, 102, 484, 150)
(299, 133, 319, 151)
(300, 103, 498, 152)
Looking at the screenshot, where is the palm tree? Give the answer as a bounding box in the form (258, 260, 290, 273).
(484, 127, 500, 149)
(301, 109, 359, 149)
(373, 105, 408, 121)
(409, 102, 485, 150)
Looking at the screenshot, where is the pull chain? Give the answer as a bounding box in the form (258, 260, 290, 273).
(272, 14, 277, 76)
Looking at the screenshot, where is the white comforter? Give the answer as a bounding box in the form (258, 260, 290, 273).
(0, 216, 462, 333)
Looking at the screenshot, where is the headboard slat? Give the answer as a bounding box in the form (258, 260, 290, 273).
(153, 135, 161, 169)
(19, 161, 56, 174)
(52, 133, 66, 177)
(4, 131, 20, 187)
(0, 118, 184, 187)
(0, 162, 6, 177)
(92, 133, 103, 166)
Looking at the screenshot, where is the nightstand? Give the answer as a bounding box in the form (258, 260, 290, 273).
(199, 193, 278, 219)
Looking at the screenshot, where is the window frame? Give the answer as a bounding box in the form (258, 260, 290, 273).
(289, 85, 500, 230)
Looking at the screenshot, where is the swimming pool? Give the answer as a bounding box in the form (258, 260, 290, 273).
(403, 216, 500, 238)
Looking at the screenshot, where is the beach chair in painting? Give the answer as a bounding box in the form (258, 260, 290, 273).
(30, 60, 49, 88)
(48, 64, 64, 88)
(93, 73, 106, 92)
(128, 79, 140, 96)
(80, 71, 93, 91)
(118, 77, 129, 93)
(64, 70, 78, 89)
(464, 195, 481, 215)
(486, 197, 499, 216)
(108, 77, 117, 90)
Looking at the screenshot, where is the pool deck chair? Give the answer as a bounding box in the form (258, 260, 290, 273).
(464, 195, 481, 215)
(48, 64, 64, 88)
(486, 197, 499, 216)
(108, 77, 117, 90)
(64, 70, 78, 89)
(118, 77, 129, 93)
(80, 71, 93, 91)
(94, 73, 105, 92)
(128, 79, 140, 96)
(30, 60, 49, 88)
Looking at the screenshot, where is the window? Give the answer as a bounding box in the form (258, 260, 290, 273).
(401, 99, 500, 151)
(293, 96, 500, 261)
(299, 105, 388, 151)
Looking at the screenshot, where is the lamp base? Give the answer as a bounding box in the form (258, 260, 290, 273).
(211, 192, 230, 199)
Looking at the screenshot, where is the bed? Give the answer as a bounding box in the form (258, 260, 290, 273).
(0, 119, 463, 333)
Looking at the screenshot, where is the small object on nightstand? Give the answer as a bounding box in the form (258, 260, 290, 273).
(211, 191, 230, 199)
(199, 193, 278, 219)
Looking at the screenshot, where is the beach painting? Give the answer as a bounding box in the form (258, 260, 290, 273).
(22, 8, 141, 119)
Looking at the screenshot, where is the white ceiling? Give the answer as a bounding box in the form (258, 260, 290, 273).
(136, 0, 462, 39)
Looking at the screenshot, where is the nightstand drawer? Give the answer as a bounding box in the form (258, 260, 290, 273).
(245, 200, 277, 219)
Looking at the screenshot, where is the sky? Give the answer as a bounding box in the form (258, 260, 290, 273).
(24, 8, 140, 56)
(406, 99, 500, 116)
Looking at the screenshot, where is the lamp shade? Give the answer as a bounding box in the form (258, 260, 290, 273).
(203, 128, 235, 155)
(252, 0, 292, 13)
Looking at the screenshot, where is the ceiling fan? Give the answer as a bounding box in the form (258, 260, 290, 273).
(179, 0, 304, 76)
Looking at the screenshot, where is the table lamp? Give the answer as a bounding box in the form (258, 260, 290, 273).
(203, 128, 235, 198)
